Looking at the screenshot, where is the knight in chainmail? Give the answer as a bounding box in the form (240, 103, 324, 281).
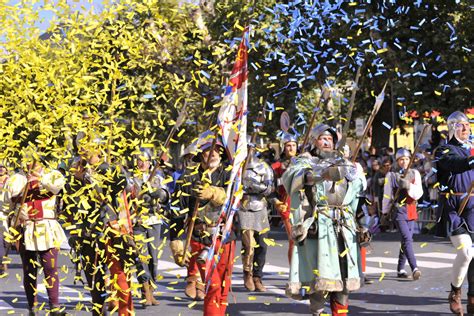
(281, 123, 364, 316)
(238, 151, 275, 292)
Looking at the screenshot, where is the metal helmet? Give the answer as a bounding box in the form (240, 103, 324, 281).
(181, 138, 199, 158)
(279, 132, 298, 154)
(136, 147, 154, 162)
(75, 131, 104, 153)
(192, 132, 225, 162)
(395, 148, 411, 161)
(311, 124, 338, 147)
(280, 132, 298, 146)
(447, 111, 470, 140)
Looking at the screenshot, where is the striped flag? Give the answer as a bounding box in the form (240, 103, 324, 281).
(204, 27, 249, 282)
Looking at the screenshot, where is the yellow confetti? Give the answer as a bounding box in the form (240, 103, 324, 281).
(379, 272, 385, 282)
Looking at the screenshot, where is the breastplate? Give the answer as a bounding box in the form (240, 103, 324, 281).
(324, 178, 348, 206)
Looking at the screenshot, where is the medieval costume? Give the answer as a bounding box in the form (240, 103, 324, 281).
(382, 148, 423, 280)
(65, 136, 134, 316)
(239, 153, 274, 292)
(3, 161, 66, 316)
(282, 124, 364, 316)
(435, 111, 474, 315)
(271, 132, 298, 262)
(128, 147, 169, 307)
(169, 137, 234, 315)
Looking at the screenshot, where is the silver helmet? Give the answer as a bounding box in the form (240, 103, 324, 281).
(279, 132, 298, 150)
(310, 124, 338, 148)
(136, 147, 154, 161)
(395, 148, 411, 160)
(447, 111, 469, 140)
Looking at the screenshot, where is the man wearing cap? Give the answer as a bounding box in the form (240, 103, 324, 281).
(169, 135, 233, 315)
(3, 157, 67, 316)
(282, 123, 364, 316)
(382, 148, 423, 280)
(239, 150, 275, 292)
(128, 147, 169, 307)
(271, 132, 298, 262)
(434, 111, 474, 315)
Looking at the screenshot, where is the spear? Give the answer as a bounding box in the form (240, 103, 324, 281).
(337, 66, 362, 152)
(301, 87, 332, 152)
(351, 80, 388, 163)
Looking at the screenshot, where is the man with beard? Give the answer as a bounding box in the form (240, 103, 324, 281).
(282, 124, 364, 316)
(435, 111, 474, 315)
(271, 132, 298, 262)
(169, 135, 234, 315)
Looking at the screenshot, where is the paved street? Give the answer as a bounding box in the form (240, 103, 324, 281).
(0, 228, 462, 315)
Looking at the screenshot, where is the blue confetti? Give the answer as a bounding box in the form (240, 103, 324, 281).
(200, 70, 211, 79)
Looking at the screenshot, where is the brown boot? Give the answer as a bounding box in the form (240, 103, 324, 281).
(108, 299, 117, 312)
(467, 295, 474, 314)
(185, 275, 198, 299)
(148, 282, 160, 306)
(244, 271, 255, 291)
(142, 282, 159, 307)
(253, 277, 267, 292)
(449, 285, 464, 315)
(195, 281, 206, 301)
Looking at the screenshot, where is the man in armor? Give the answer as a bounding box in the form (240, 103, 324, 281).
(167, 142, 202, 300)
(435, 111, 474, 315)
(65, 133, 134, 315)
(128, 147, 169, 307)
(239, 150, 275, 292)
(282, 124, 364, 316)
(271, 132, 298, 262)
(169, 135, 234, 314)
(2, 153, 67, 316)
(382, 148, 423, 280)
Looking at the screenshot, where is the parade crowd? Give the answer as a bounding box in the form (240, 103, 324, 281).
(0, 110, 472, 316)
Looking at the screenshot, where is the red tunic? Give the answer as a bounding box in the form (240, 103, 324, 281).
(271, 160, 291, 220)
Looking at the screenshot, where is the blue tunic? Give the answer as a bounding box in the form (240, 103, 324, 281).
(435, 138, 474, 235)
